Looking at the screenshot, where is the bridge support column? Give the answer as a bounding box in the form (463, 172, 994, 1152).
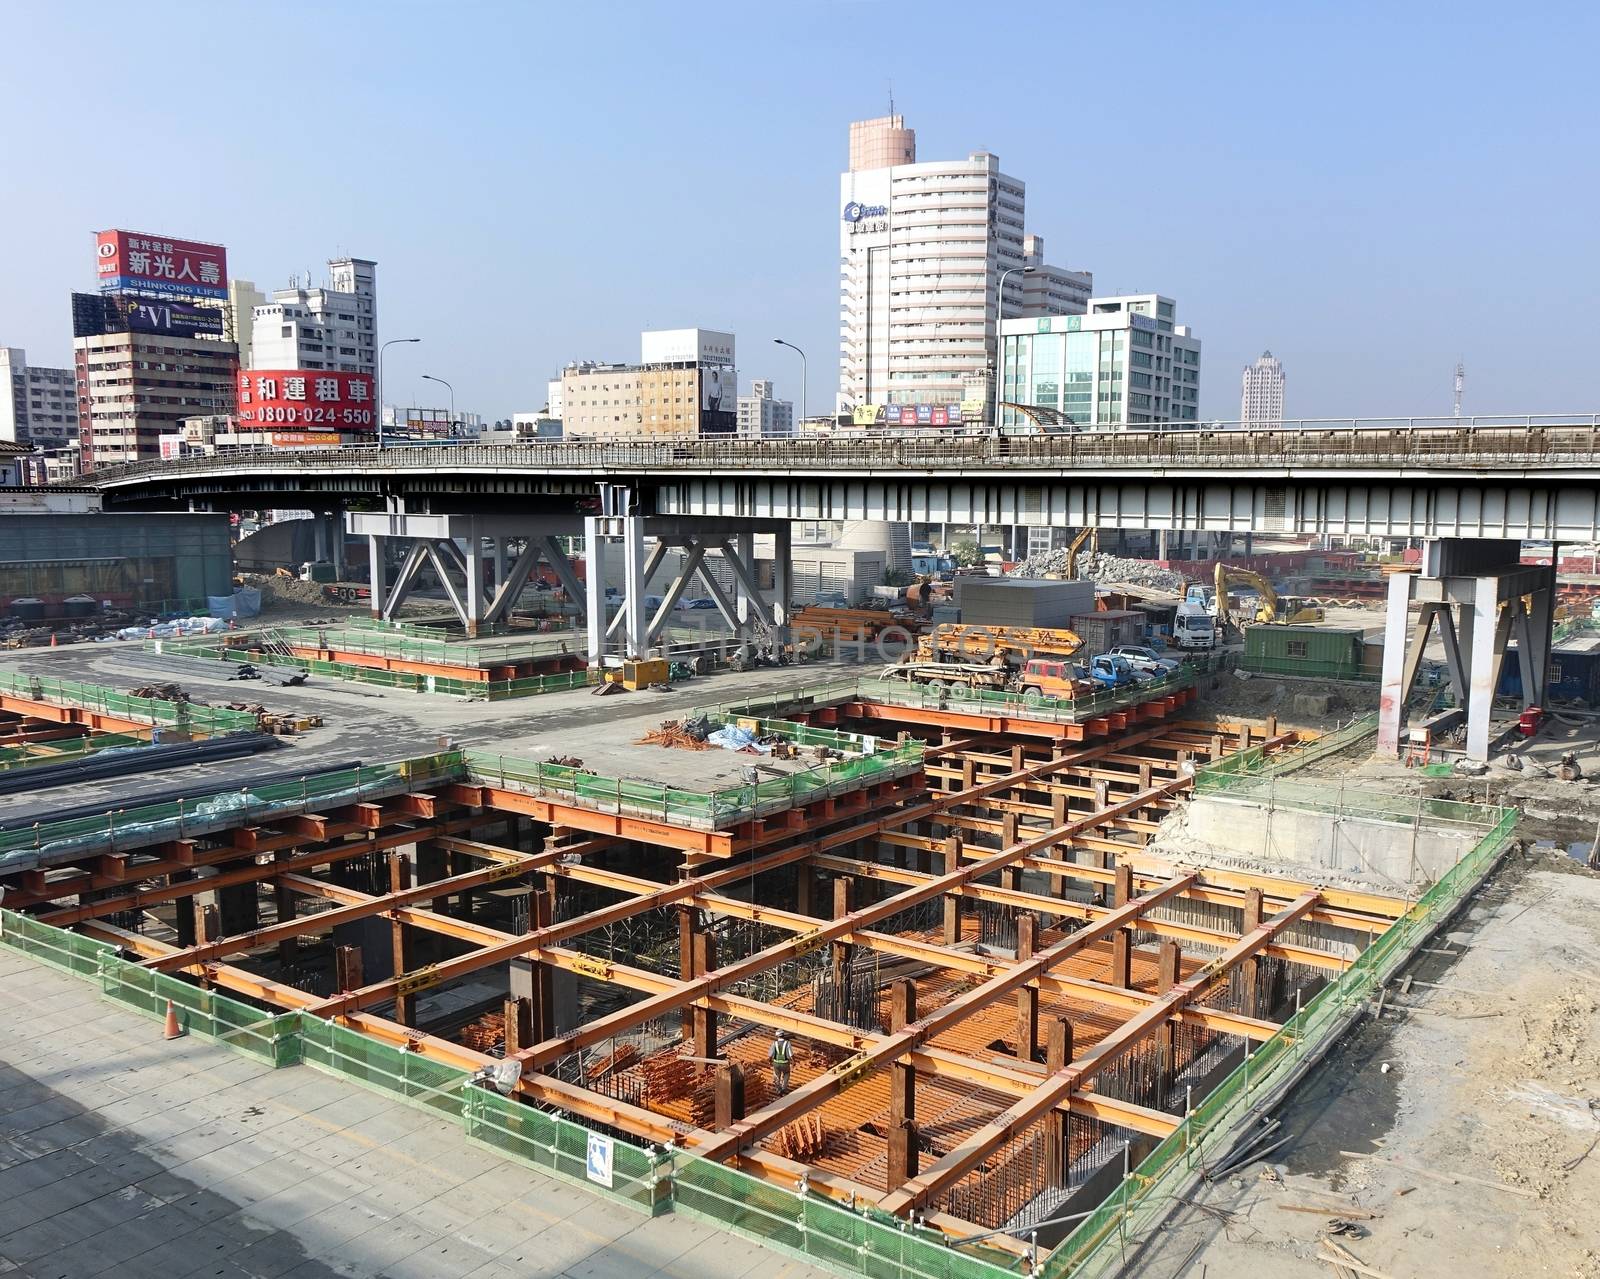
(585, 518, 608, 665)
(773, 521, 792, 652)
(366, 534, 383, 619)
(620, 514, 649, 659)
(1376, 538, 1553, 763)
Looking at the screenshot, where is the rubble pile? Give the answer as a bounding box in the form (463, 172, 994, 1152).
(1008, 549, 1190, 594)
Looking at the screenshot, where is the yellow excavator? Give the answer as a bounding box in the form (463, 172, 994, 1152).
(1211, 563, 1324, 626)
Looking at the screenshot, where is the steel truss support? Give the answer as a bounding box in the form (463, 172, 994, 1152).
(1378, 538, 1556, 760)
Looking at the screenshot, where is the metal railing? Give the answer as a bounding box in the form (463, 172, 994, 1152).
(78, 413, 1600, 487)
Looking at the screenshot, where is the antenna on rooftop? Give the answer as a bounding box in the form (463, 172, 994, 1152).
(1453, 360, 1465, 419)
(888, 82, 894, 116)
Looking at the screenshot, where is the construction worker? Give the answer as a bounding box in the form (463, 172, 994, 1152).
(769, 1029, 793, 1094)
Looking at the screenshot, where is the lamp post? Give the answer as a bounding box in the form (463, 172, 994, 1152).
(421, 374, 455, 435)
(992, 265, 1035, 432)
(377, 338, 421, 448)
(772, 339, 806, 434)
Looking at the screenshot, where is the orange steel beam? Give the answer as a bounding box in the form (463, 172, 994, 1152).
(690, 868, 1199, 1164)
(289, 868, 1179, 1138)
(876, 891, 1322, 1215)
(315, 732, 1173, 1020)
(443, 781, 738, 856)
(506, 775, 1194, 1074)
(140, 851, 562, 973)
(0, 690, 154, 736)
(550, 857, 1284, 1041)
(36, 817, 483, 926)
(805, 853, 1349, 973)
(80, 921, 324, 1009)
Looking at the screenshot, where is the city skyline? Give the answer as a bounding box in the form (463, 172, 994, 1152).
(1, 1, 1595, 424)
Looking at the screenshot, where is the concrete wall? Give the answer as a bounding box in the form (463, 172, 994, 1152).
(1172, 795, 1480, 889)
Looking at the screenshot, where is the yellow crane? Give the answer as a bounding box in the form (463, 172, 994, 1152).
(1063, 526, 1099, 578)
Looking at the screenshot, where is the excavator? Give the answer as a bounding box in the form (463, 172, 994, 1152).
(1208, 563, 1325, 627)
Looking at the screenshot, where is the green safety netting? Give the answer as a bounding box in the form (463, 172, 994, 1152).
(0, 670, 260, 736)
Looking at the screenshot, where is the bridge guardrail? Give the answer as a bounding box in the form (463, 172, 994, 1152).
(77, 413, 1600, 486)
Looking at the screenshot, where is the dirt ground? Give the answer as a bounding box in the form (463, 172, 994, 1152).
(1125, 847, 1600, 1279)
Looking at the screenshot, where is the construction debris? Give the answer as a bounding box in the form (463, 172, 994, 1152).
(636, 719, 713, 751)
(1009, 548, 1189, 594)
(127, 682, 200, 704)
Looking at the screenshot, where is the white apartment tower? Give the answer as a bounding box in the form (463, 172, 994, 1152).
(1240, 350, 1285, 428)
(0, 348, 77, 447)
(249, 257, 377, 373)
(837, 114, 1090, 418)
(737, 379, 794, 438)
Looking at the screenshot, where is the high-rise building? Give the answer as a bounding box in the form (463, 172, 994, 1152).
(228, 279, 267, 368)
(1240, 350, 1285, 428)
(560, 329, 737, 439)
(249, 258, 377, 373)
(1000, 294, 1201, 429)
(837, 114, 1089, 420)
(75, 230, 238, 468)
(737, 379, 794, 438)
(74, 331, 238, 467)
(0, 348, 78, 448)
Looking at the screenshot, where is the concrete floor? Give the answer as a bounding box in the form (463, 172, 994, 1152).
(0, 949, 833, 1279)
(0, 644, 864, 822)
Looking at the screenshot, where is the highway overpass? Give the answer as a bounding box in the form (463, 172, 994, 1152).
(84, 415, 1600, 540)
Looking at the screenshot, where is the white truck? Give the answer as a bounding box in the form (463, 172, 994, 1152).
(1173, 601, 1216, 650)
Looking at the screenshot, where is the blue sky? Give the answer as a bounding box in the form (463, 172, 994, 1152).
(3, 1, 1596, 423)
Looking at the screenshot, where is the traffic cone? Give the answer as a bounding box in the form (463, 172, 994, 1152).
(162, 999, 183, 1040)
(49, 633, 57, 647)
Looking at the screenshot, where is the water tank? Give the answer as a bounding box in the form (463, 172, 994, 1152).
(10, 598, 43, 621)
(63, 595, 98, 618)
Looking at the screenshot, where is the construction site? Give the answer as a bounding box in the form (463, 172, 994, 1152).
(5, 541, 1585, 1279)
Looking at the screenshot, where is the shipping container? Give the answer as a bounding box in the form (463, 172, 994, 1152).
(1069, 609, 1146, 653)
(956, 578, 1096, 628)
(1241, 625, 1365, 679)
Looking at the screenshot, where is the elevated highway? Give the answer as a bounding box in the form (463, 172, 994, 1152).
(84, 414, 1600, 540)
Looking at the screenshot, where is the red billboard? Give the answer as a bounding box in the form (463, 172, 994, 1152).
(96, 230, 228, 300)
(236, 370, 375, 432)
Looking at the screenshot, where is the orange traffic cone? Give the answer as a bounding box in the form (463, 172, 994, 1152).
(49, 633, 57, 647)
(162, 999, 183, 1040)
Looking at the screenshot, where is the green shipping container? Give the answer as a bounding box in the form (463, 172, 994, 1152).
(1241, 624, 1365, 679)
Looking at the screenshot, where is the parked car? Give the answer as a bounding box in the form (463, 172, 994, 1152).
(683, 598, 719, 610)
(1107, 644, 1182, 677)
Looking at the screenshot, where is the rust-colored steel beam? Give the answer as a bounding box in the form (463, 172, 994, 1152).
(876, 890, 1321, 1215)
(38, 818, 473, 925)
(690, 867, 1198, 1164)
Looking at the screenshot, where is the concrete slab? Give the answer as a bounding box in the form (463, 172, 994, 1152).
(0, 952, 836, 1279)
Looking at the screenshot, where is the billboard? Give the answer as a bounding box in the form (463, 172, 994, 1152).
(700, 365, 734, 414)
(96, 230, 227, 300)
(72, 292, 223, 339)
(236, 370, 374, 430)
(850, 404, 966, 428)
(269, 432, 342, 449)
(641, 328, 736, 366)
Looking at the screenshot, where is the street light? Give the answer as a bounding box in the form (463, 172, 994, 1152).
(377, 338, 421, 448)
(772, 339, 806, 434)
(992, 266, 1035, 432)
(421, 374, 455, 434)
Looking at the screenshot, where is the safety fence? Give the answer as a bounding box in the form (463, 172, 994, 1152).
(464, 720, 924, 830)
(1196, 712, 1379, 784)
(1236, 654, 1377, 681)
(1045, 803, 1518, 1277)
(1193, 768, 1511, 837)
(0, 670, 261, 738)
(0, 753, 464, 867)
(699, 660, 1217, 729)
(0, 730, 147, 772)
(272, 624, 580, 667)
(148, 635, 598, 700)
